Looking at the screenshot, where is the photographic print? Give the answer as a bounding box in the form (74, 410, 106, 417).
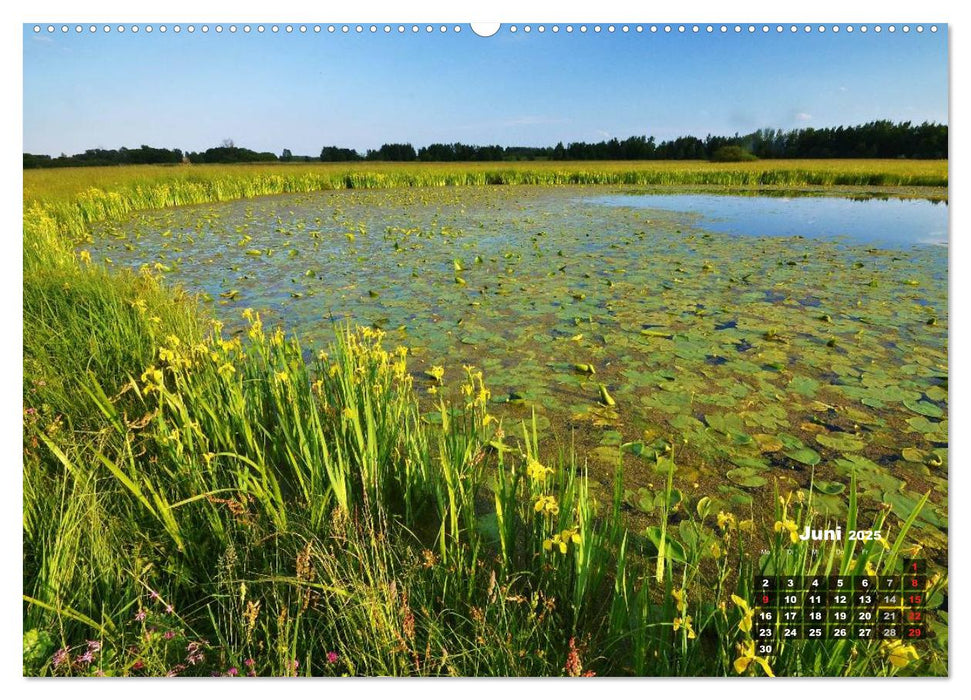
(22, 19, 948, 678)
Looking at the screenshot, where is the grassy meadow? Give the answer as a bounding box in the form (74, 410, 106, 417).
(23, 160, 948, 677)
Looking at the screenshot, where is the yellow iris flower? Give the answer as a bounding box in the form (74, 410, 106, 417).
(730, 594, 754, 633)
(733, 640, 774, 677)
(881, 640, 919, 669)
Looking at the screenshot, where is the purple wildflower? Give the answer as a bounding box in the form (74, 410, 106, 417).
(52, 648, 70, 669)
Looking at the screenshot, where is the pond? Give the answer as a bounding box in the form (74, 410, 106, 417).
(88, 185, 949, 560)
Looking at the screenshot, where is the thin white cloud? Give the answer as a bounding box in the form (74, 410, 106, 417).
(795, 112, 813, 122)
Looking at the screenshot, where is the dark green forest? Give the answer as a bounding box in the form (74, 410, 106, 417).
(23, 120, 947, 168)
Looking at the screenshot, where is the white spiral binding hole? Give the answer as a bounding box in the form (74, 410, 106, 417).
(33, 24, 940, 36)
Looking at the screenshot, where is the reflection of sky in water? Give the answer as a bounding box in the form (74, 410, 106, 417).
(587, 194, 948, 248)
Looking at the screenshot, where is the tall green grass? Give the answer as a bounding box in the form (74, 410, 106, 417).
(26, 160, 947, 242)
(22, 163, 948, 676)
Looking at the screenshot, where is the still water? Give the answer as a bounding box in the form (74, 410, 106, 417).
(587, 193, 948, 247)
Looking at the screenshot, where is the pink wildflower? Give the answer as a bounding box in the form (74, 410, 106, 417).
(52, 647, 70, 669)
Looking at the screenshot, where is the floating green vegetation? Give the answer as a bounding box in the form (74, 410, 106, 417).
(85, 185, 948, 562)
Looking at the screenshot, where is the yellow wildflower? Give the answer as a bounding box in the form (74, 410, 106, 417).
(426, 365, 445, 384)
(904, 544, 924, 558)
(526, 458, 553, 482)
(248, 318, 264, 341)
(217, 363, 236, 379)
(673, 616, 696, 639)
(542, 528, 580, 555)
(717, 511, 737, 531)
(275, 370, 289, 384)
(733, 640, 774, 677)
(140, 366, 165, 394)
(881, 640, 919, 669)
(774, 518, 799, 543)
(534, 495, 559, 517)
(130, 298, 147, 313)
(78, 250, 92, 264)
(731, 594, 754, 633)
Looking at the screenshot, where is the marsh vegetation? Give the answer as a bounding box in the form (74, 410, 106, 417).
(23, 161, 948, 677)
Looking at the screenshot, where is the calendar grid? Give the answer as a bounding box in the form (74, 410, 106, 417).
(752, 559, 927, 653)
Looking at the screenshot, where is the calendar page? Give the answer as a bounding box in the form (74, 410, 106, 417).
(21, 9, 948, 681)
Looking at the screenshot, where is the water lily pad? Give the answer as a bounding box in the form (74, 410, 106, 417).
(784, 447, 821, 466)
(815, 432, 866, 452)
(788, 375, 820, 397)
(904, 398, 944, 418)
(882, 489, 945, 528)
(726, 467, 768, 488)
(812, 480, 846, 495)
(901, 447, 926, 463)
(753, 434, 784, 452)
(589, 445, 622, 466)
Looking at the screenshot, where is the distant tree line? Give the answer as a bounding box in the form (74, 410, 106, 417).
(23, 121, 947, 168)
(23, 145, 185, 169)
(185, 144, 279, 164)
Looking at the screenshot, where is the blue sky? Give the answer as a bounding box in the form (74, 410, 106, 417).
(23, 24, 948, 156)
